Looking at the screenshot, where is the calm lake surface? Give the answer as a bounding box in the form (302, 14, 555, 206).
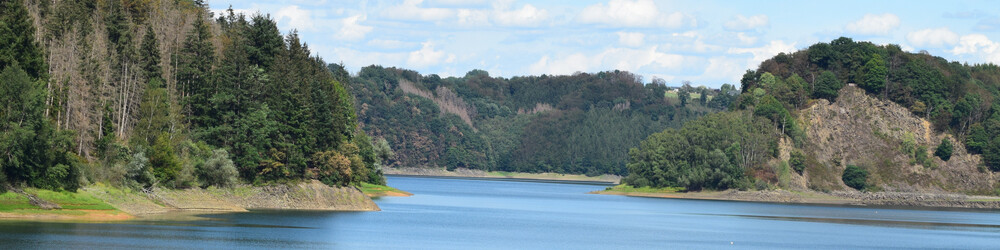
(1, 176, 999, 249)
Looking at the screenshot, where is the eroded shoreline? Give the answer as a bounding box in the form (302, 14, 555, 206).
(591, 188, 1000, 210)
(384, 167, 621, 185)
(0, 180, 393, 222)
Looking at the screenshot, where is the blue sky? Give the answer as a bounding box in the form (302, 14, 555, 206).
(209, 0, 1000, 88)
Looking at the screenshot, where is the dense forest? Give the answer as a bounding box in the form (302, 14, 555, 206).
(625, 37, 1000, 193)
(349, 66, 732, 176)
(0, 0, 385, 193)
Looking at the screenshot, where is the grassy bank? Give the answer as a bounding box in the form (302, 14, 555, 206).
(0, 180, 401, 222)
(0, 188, 132, 221)
(359, 182, 413, 197)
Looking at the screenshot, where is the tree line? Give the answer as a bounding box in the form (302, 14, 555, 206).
(349, 66, 728, 176)
(624, 37, 1000, 191)
(0, 0, 385, 193)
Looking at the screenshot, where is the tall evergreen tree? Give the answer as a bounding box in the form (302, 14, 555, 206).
(140, 25, 162, 80)
(176, 11, 216, 128)
(0, 0, 47, 78)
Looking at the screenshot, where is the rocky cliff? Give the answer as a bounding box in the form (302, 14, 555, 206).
(794, 86, 997, 194)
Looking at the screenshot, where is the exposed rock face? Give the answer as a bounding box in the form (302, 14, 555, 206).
(798, 86, 996, 194)
(210, 180, 380, 211)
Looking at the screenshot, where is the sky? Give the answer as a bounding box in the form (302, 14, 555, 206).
(208, 0, 1000, 88)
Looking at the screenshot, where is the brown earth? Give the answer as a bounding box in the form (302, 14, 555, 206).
(385, 167, 621, 184)
(83, 180, 380, 217)
(795, 85, 997, 194)
(592, 189, 1000, 209)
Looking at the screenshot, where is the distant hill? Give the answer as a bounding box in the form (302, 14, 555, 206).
(345, 66, 730, 176)
(624, 37, 1000, 195)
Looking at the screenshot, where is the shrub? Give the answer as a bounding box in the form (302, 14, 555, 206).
(198, 149, 238, 188)
(124, 152, 156, 189)
(149, 134, 181, 185)
(935, 138, 953, 161)
(842, 165, 868, 191)
(789, 150, 806, 174)
(914, 145, 929, 166)
(310, 150, 353, 187)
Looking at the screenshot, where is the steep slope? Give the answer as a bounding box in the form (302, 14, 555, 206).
(798, 85, 996, 193)
(349, 66, 730, 176)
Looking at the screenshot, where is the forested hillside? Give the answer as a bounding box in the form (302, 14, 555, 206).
(0, 0, 384, 192)
(348, 66, 731, 176)
(625, 37, 1000, 194)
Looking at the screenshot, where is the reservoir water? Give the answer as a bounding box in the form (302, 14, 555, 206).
(1, 176, 998, 249)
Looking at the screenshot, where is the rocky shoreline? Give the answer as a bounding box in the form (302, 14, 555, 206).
(385, 167, 621, 184)
(84, 180, 380, 218)
(592, 189, 1000, 210)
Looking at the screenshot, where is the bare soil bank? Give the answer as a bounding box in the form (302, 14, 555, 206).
(84, 180, 380, 217)
(385, 167, 621, 184)
(592, 189, 1000, 210)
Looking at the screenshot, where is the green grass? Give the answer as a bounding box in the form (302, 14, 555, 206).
(358, 182, 408, 196)
(664, 91, 712, 103)
(603, 184, 685, 193)
(26, 189, 116, 210)
(0, 192, 37, 211)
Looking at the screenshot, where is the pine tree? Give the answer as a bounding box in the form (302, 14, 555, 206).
(176, 11, 216, 128)
(140, 25, 162, 80)
(0, 0, 47, 78)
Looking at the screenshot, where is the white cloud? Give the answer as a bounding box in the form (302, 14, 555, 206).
(328, 47, 408, 70)
(577, 0, 695, 28)
(336, 15, 372, 41)
(724, 14, 769, 31)
(493, 4, 548, 27)
(529, 46, 685, 76)
(382, 0, 455, 21)
(736, 32, 758, 45)
(702, 57, 748, 85)
(275, 5, 315, 31)
(457, 9, 490, 26)
(728, 40, 796, 69)
(906, 28, 959, 48)
(951, 34, 1000, 63)
(617, 32, 645, 47)
(407, 42, 455, 68)
(662, 31, 722, 53)
(845, 13, 900, 36)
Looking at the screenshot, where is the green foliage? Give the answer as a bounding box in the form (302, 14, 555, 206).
(790, 150, 806, 174)
(124, 152, 155, 189)
(935, 138, 953, 161)
(149, 134, 181, 186)
(351, 67, 715, 176)
(373, 137, 395, 165)
(860, 54, 887, 95)
(0, 0, 47, 79)
(842, 165, 869, 190)
(198, 149, 238, 188)
(0, 65, 80, 191)
(176, 10, 215, 129)
(623, 111, 771, 191)
(139, 25, 161, 80)
(814, 71, 842, 101)
(914, 145, 930, 167)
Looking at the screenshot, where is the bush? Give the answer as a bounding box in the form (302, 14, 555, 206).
(124, 152, 156, 189)
(198, 149, 238, 188)
(935, 138, 953, 161)
(914, 145, 930, 166)
(789, 150, 806, 174)
(149, 134, 181, 185)
(842, 165, 868, 191)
